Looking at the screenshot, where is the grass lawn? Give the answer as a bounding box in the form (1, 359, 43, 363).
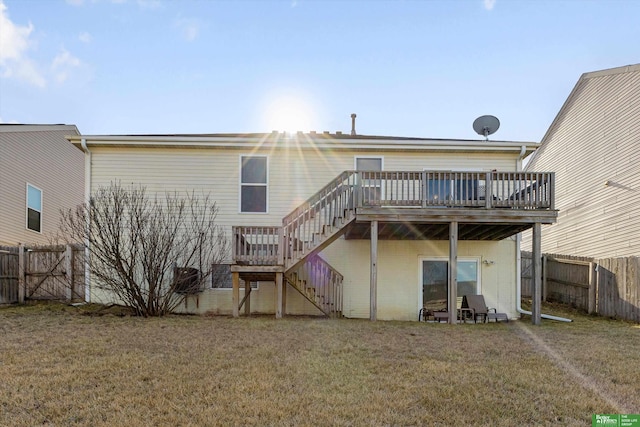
(1, 302, 639, 426)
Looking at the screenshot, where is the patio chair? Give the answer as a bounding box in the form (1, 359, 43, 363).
(461, 295, 508, 323)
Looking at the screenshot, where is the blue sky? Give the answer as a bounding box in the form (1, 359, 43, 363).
(1, 0, 639, 141)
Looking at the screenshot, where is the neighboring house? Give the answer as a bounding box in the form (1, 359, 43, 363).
(0, 124, 84, 246)
(69, 131, 556, 322)
(522, 63, 640, 258)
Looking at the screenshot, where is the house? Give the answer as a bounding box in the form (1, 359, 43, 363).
(69, 129, 556, 322)
(0, 124, 84, 246)
(522, 64, 640, 258)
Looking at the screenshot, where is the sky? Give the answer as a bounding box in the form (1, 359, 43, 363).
(1, 0, 639, 142)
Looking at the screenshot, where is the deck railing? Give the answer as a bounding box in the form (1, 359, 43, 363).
(232, 171, 555, 265)
(232, 226, 280, 265)
(360, 171, 555, 210)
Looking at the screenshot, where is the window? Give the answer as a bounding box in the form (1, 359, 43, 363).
(211, 264, 258, 289)
(26, 184, 42, 233)
(355, 157, 383, 202)
(240, 156, 268, 213)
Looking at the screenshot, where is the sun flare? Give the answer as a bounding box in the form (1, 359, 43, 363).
(264, 95, 315, 133)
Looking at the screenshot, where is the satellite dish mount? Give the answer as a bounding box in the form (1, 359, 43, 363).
(473, 115, 500, 141)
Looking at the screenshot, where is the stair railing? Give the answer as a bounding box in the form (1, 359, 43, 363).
(285, 254, 343, 317)
(281, 171, 359, 269)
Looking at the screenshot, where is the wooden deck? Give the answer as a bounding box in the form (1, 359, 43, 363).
(232, 170, 557, 266)
(231, 170, 557, 322)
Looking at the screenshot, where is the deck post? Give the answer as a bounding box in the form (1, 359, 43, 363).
(542, 254, 548, 302)
(244, 277, 251, 317)
(532, 222, 542, 325)
(282, 277, 287, 316)
(232, 271, 240, 318)
(448, 221, 458, 324)
(370, 220, 378, 321)
(276, 272, 283, 319)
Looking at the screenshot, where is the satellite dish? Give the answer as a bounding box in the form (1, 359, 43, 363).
(473, 115, 500, 140)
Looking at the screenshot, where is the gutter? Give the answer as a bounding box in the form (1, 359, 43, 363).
(80, 138, 91, 303)
(515, 145, 571, 322)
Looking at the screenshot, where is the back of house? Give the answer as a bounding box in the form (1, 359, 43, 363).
(70, 131, 556, 321)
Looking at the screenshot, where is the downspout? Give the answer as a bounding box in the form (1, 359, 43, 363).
(515, 145, 571, 322)
(80, 138, 91, 303)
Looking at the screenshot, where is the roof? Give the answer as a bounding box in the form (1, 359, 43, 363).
(68, 131, 539, 155)
(0, 124, 80, 134)
(526, 63, 640, 167)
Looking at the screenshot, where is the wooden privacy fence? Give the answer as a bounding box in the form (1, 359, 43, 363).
(522, 252, 640, 322)
(0, 244, 85, 304)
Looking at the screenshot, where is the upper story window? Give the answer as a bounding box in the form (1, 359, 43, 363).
(240, 155, 268, 213)
(26, 184, 42, 233)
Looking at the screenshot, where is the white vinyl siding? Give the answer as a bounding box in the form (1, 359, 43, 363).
(523, 65, 640, 258)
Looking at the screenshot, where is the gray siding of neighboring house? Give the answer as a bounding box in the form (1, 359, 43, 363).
(522, 64, 640, 258)
(0, 125, 84, 245)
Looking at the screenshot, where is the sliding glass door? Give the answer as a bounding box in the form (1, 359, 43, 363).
(421, 259, 479, 311)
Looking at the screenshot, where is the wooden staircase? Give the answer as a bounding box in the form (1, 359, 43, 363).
(233, 171, 360, 317)
(285, 254, 343, 317)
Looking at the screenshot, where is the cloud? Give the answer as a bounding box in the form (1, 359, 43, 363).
(174, 17, 199, 42)
(51, 48, 81, 84)
(0, 1, 46, 87)
(483, 0, 496, 11)
(79, 31, 92, 43)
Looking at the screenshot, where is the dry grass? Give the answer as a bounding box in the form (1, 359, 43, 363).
(1, 301, 638, 426)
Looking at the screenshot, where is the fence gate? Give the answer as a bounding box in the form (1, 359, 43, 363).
(0, 244, 85, 303)
(0, 248, 19, 304)
(25, 245, 85, 301)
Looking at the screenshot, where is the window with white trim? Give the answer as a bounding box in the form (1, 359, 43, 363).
(240, 156, 268, 213)
(26, 184, 42, 233)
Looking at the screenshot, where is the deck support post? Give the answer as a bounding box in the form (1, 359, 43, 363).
(448, 221, 458, 324)
(244, 277, 251, 317)
(232, 271, 240, 318)
(532, 222, 542, 325)
(370, 220, 378, 321)
(282, 278, 287, 316)
(276, 272, 283, 319)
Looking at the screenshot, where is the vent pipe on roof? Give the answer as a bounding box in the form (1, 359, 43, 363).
(350, 113, 357, 136)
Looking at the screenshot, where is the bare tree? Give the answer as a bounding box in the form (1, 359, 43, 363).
(60, 182, 229, 316)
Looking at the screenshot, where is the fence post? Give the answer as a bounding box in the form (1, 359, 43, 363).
(588, 262, 597, 314)
(65, 244, 74, 301)
(18, 244, 25, 304)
